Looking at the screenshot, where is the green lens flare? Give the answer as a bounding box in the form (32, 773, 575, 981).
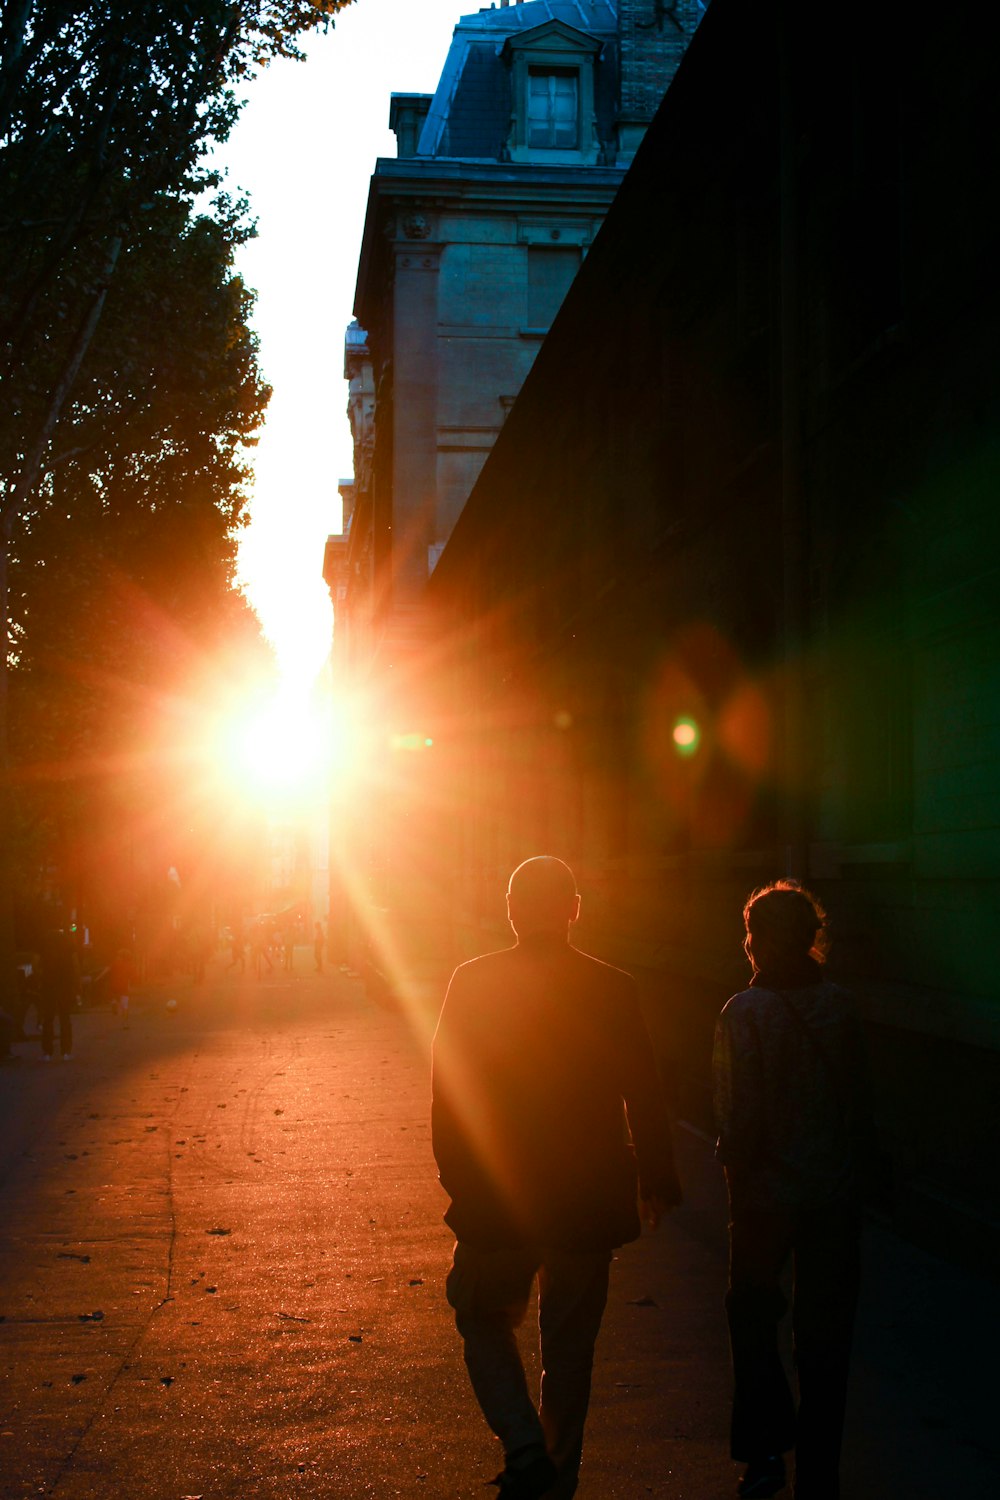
(672, 717, 700, 756)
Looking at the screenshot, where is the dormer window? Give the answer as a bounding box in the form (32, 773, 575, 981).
(527, 69, 579, 150)
(503, 20, 602, 165)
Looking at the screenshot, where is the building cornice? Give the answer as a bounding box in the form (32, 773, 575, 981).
(370, 156, 625, 188)
(354, 157, 625, 325)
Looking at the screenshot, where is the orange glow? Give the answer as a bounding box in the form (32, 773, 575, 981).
(642, 652, 709, 812)
(718, 682, 772, 777)
(638, 623, 781, 850)
(329, 697, 365, 778)
(207, 686, 359, 807)
(224, 696, 320, 791)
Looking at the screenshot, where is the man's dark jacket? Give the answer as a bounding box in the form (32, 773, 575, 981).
(431, 934, 681, 1251)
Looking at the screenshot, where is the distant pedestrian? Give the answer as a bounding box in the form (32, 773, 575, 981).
(188, 924, 212, 983)
(433, 857, 680, 1499)
(313, 920, 325, 973)
(0, 1004, 14, 1061)
(249, 920, 273, 979)
(713, 881, 877, 1500)
(38, 929, 79, 1060)
(108, 947, 136, 1029)
(228, 922, 246, 974)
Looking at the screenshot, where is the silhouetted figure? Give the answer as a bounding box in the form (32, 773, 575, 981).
(432, 856, 681, 1499)
(188, 924, 212, 983)
(108, 948, 136, 1029)
(713, 882, 875, 1500)
(38, 929, 79, 1061)
(249, 919, 273, 979)
(313, 920, 324, 973)
(0, 1000, 14, 1060)
(227, 922, 246, 974)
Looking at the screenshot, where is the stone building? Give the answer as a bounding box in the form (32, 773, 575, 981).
(326, 0, 702, 672)
(323, 0, 702, 968)
(422, 0, 1000, 1268)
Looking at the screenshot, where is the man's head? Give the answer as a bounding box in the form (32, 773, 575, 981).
(506, 856, 580, 939)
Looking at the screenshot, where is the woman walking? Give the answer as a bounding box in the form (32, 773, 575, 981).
(713, 882, 877, 1500)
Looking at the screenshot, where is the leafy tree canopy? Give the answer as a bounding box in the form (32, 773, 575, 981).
(7, 188, 274, 886)
(1, 1, 353, 519)
(0, 2, 355, 948)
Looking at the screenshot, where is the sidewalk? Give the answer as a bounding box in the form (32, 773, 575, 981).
(0, 964, 997, 1498)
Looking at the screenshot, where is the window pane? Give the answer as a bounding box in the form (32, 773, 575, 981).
(527, 70, 577, 149)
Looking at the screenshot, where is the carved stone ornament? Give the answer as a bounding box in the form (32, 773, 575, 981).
(637, 0, 686, 33)
(402, 212, 432, 240)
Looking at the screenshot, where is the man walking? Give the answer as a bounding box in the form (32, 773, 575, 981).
(432, 856, 681, 1499)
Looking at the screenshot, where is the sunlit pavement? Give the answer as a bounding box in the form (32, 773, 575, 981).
(1, 962, 997, 1500)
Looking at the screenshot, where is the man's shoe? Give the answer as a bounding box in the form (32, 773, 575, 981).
(489, 1451, 559, 1499)
(739, 1455, 786, 1498)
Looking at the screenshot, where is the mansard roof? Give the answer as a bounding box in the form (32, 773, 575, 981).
(459, 0, 617, 29)
(419, 0, 619, 161)
(500, 17, 607, 59)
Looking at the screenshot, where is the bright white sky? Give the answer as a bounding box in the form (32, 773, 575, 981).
(216, 0, 466, 690)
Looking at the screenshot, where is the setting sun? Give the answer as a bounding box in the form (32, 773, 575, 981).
(213, 687, 330, 803)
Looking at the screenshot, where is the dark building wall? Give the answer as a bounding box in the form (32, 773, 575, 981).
(330, 4, 701, 1000)
(426, 0, 1000, 1270)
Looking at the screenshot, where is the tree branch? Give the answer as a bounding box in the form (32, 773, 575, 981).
(1, 233, 122, 541)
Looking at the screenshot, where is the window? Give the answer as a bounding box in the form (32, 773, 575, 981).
(502, 20, 602, 165)
(527, 246, 580, 329)
(527, 69, 578, 150)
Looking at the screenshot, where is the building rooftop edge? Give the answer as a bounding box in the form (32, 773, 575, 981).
(370, 156, 625, 182)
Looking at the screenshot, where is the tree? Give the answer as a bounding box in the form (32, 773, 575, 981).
(0, 1, 355, 997)
(7, 189, 273, 948)
(1, 1, 353, 526)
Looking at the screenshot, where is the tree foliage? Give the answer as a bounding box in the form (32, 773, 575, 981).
(5, 186, 275, 926)
(0, 2, 355, 952)
(10, 194, 271, 764)
(1, 1, 353, 523)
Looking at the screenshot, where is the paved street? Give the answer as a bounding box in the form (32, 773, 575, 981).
(1, 961, 997, 1499)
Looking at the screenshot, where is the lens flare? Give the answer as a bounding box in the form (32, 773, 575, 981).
(390, 732, 434, 752)
(718, 683, 772, 777)
(672, 717, 701, 755)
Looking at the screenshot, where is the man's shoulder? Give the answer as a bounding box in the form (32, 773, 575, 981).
(566, 944, 636, 991)
(448, 945, 519, 984)
(450, 942, 635, 989)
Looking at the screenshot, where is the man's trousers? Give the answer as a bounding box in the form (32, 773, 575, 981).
(446, 1241, 611, 1498)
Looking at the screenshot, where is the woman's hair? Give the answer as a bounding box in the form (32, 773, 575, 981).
(743, 879, 830, 965)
